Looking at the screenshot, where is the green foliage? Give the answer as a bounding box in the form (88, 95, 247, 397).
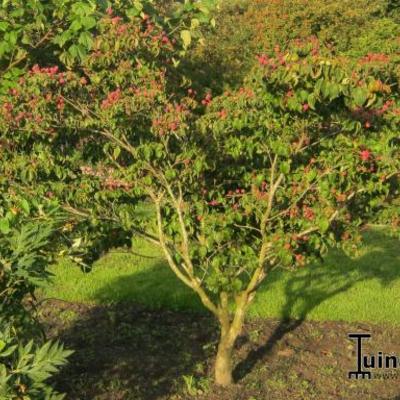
(0, 323, 72, 400)
(0, 0, 215, 93)
(3, 34, 399, 299)
(0, 207, 57, 324)
(0, 210, 72, 399)
(189, 0, 400, 89)
(0, 0, 215, 267)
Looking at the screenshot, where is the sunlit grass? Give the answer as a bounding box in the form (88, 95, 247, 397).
(41, 228, 400, 325)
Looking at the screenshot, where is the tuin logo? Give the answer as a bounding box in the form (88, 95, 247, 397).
(348, 333, 399, 380)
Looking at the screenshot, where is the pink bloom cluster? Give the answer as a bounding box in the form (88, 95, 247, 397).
(351, 99, 395, 127)
(218, 109, 228, 119)
(359, 53, 390, 64)
(201, 93, 212, 106)
(31, 65, 59, 75)
(111, 16, 122, 25)
(101, 89, 121, 109)
(257, 54, 269, 66)
(360, 149, 372, 162)
(29, 64, 66, 84)
(302, 205, 315, 221)
(152, 102, 189, 135)
(80, 166, 131, 190)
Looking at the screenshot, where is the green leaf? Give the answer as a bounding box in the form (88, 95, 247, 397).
(68, 44, 87, 61)
(113, 146, 121, 159)
(180, 30, 191, 49)
(319, 218, 330, 233)
(0, 218, 10, 234)
(191, 18, 200, 29)
(134, 0, 144, 11)
(0, 22, 10, 32)
(78, 31, 93, 49)
(71, 2, 94, 16)
(20, 199, 30, 214)
(307, 93, 316, 109)
(127, 7, 142, 17)
(81, 16, 96, 30)
(69, 19, 82, 32)
(352, 87, 368, 107)
(279, 161, 291, 174)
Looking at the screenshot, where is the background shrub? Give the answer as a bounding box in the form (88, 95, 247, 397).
(0, 210, 72, 399)
(188, 0, 400, 90)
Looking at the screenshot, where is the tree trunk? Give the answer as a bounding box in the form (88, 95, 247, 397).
(214, 292, 249, 386)
(215, 332, 235, 386)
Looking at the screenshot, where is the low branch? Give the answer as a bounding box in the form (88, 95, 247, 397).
(152, 192, 220, 316)
(61, 204, 161, 246)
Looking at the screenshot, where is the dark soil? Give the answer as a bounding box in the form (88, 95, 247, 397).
(39, 300, 400, 400)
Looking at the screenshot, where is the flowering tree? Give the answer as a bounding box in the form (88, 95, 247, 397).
(0, 0, 215, 264)
(1, 7, 399, 389)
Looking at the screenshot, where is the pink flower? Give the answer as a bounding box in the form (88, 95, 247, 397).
(360, 150, 372, 162)
(286, 90, 294, 98)
(101, 89, 121, 109)
(106, 7, 113, 15)
(218, 109, 228, 119)
(111, 16, 122, 25)
(117, 25, 127, 35)
(169, 121, 178, 131)
(257, 54, 269, 66)
(49, 66, 59, 75)
(295, 254, 304, 262)
(3, 102, 13, 112)
(302, 103, 310, 112)
(201, 93, 212, 106)
(302, 206, 315, 221)
(31, 64, 41, 74)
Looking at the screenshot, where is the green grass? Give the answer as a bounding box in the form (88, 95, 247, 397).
(41, 228, 400, 325)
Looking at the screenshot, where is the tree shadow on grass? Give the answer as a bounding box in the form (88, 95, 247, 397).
(50, 229, 400, 397)
(50, 262, 217, 400)
(233, 229, 400, 382)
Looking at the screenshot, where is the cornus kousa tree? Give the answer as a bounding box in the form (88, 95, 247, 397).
(0, 0, 214, 265)
(2, 20, 400, 388)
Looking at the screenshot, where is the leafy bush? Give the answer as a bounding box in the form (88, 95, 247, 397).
(0, 324, 71, 400)
(190, 0, 400, 88)
(1, 217, 52, 322)
(0, 210, 72, 399)
(0, 0, 215, 93)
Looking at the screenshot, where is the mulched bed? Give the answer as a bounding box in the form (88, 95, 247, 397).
(39, 300, 400, 400)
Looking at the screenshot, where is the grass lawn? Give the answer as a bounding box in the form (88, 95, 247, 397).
(41, 227, 400, 325)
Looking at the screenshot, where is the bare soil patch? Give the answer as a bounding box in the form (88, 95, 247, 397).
(40, 300, 400, 400)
